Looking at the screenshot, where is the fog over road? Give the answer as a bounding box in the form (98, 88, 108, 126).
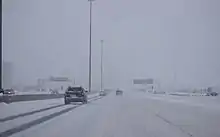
(0, 91, 218, 137)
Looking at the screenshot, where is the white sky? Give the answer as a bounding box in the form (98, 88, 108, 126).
(3, 0, 220, 90)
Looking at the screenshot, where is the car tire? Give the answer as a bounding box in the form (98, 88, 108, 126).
(83, 99, 88, 104)
(84, 100, 88, 104)
(64, 100, 70, 105)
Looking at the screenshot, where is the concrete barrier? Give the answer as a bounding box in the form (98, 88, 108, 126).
(0, 92, 98, 103)
(0, 94, 64, 103)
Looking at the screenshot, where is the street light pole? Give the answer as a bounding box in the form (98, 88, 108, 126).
(100, 40, 104, 91)
(88, 0, 94, 93)
(0, 2, 2, 89)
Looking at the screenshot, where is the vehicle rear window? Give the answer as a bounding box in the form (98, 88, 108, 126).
(67, 87, 82, 92)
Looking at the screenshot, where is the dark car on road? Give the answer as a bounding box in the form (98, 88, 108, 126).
(99, 90, 107, 96)
(206, 92, 218, 96)
(116, 89, 123, 95)
(0, 89, 4, 94)
(2, 89, 16, 103)
(3, 89, 15, 95)
(64, 86, 88, 105)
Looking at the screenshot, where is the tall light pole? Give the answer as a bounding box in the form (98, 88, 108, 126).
(88, 0, 94, 92)
(0, 2, 2, 90)
(100, 40, 104, 91)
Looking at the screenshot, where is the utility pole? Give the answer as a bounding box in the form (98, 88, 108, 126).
(100, 40, 104, 91)
(88, 0, 94, 92)
(0, 0, 2, 89)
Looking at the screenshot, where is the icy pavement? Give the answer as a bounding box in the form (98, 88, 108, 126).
(1, 91, 220, 137)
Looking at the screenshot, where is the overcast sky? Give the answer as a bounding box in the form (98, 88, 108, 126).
(3, 0, 220, 90)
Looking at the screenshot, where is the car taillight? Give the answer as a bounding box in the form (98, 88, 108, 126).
(65, 94, 70, 97)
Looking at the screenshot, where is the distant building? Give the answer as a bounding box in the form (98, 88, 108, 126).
(2, 61, 13, 88)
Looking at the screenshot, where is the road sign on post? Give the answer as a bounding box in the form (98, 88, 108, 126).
(133, 79, 154, 85)
(49, 77, 71, 82)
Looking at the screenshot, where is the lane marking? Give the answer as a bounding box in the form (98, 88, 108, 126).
(155, 113, 193, 137)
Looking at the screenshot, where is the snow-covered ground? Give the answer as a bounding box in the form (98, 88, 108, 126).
(1, 91, 220, 137)
(168, 92, 208, 96)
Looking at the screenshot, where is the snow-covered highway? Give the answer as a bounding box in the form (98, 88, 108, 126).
(0, 91, 220, 137)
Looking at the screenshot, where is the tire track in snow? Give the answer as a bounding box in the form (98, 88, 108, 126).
(0, 96, 102, 137)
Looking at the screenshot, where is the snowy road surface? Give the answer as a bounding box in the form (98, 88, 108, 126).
(0, 91, 220, 137)
(0, 93, 99, 119)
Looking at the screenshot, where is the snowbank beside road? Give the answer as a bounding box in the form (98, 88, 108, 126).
(145, 92, 220, 110)
(169, 92, 207, 96)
